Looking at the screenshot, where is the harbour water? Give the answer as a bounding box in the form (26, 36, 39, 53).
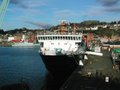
(0, 47, 47, 90)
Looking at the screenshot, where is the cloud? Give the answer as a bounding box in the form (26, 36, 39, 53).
(8, 0, 45, 20)
(25, 21, 53, 29)
(55, 10, 76, 17)
(96, 0, 120, 13)
(98, 0, 119, 6)
(10, 0, 20, 4)
(105, 7, 120, 12)
(54, 10, 79, 20)
(10, 0, 47, 9)
(83, 6, 104, 16)
(10, 0, 27, 8)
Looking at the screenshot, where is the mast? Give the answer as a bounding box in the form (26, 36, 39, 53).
(73, 23, 78, 34)
(59, 20, 67, 34)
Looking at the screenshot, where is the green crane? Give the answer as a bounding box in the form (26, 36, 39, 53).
(0, 0, 9, 28)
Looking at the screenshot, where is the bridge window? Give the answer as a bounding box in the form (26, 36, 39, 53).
(73, 37, 75, 40)
(40, 37, 42, 40)
(60, 36, 62, 40)
(78, 37, 81, 40)
(65, 37, 67, 40)
(67, 37, 70, 40)
(38, 37, 40, 40)
(55, 36, 57, 40)
(43, 37, 45, 40)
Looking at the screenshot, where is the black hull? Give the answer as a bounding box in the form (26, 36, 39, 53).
(40, 54, 83, 78)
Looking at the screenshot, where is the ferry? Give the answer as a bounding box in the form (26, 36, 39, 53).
(37, 33, 86, 77)
(37, 21, 102, 77)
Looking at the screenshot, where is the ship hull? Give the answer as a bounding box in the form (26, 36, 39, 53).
(40, 54, 83, 78)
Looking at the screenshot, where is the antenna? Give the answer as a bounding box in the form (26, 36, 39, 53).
(0, 0, 10, 28)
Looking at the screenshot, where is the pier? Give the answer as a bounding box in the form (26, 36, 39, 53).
(60, 50, 120, 90)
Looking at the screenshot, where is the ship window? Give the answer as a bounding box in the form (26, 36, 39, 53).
(71, 37, 73, 40)
(46, 37, 48, 40)
(73, 37, 75, 40)
(78, 37, 81, 40)
(38, 37, 40, 40)
(60, 36, 62, 40)
(41, 37, 43, 40)
(58, 37, 60, 40)
(63, 37, 65, 40)
(66, 37, 67, 40)
(40, 37, 42, 40)
(40, 42, 43, 47)
(68, 37, 70, 40)
(58, 37, 60, 39)
(55, 36, 57, 40)
(43, 37, 45, 40)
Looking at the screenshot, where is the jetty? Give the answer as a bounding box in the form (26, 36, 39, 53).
(60, 50, 120, 90)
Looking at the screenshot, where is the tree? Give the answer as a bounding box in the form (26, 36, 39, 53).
(0, 29, 4, 34)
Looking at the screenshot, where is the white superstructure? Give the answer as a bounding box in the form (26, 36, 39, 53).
(37, 33, 86, 55)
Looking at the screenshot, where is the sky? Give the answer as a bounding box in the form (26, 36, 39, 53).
(0, 0, 120, 30)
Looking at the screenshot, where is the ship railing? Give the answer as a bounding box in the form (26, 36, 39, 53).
(37, 32, 82, 35)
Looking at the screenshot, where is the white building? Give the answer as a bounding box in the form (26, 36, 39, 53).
(8, 37, 14, 41)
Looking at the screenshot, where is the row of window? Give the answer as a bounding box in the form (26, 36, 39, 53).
(38, 36, 82, 40)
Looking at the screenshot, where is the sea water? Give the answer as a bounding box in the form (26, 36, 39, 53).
(0, 47, 47, 90)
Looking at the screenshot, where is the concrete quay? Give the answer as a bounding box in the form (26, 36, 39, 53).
(60, 50, 120, 90)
